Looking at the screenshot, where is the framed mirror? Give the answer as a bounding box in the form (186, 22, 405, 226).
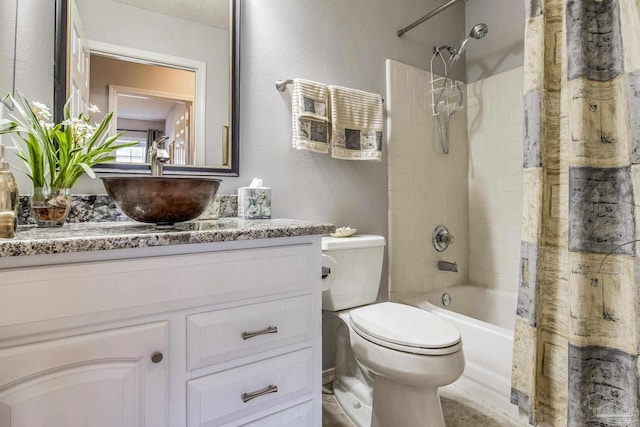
(54, 0, 240, 176)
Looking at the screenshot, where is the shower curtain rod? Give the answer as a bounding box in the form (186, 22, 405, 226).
(397, 0, 465, 37)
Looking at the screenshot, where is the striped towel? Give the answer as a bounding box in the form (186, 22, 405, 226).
(329, 85, 383, 161)
(291, 79, 330, 153)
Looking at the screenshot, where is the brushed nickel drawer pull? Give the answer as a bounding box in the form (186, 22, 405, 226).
(241, 326, 278, 340)
(242, 384, 278, 403)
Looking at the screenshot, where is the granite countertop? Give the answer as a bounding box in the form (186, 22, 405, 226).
(0, 219, 336, 257)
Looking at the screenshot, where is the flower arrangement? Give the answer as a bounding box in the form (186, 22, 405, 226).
(1, 91, 136, 226)
(4, 91, 135, 190)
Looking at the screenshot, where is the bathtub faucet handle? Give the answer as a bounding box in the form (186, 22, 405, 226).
(440, 231, 454, 245)
(433, 225, 455, 252)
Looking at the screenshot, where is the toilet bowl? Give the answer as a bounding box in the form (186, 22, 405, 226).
(322, 235, 465, 427)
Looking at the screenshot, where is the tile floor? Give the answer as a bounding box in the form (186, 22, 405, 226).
(322, 388, 523, 427)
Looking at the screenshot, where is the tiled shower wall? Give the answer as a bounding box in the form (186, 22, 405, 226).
(467, 67, 524, 293)
(387, 62, 524, 298)
(386, 59, 469, 301)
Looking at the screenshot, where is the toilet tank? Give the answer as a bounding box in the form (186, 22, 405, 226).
(321, 235, 386, 311)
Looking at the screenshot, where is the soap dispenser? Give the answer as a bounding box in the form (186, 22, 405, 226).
(0, 143, 18, 238)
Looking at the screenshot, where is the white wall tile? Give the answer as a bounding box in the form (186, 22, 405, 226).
(388, 62, 523, 299)
(467, 67, 524, 293)
(387, 60, 469, 301)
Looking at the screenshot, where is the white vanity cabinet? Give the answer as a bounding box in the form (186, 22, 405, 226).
(0, 235, 323, 427)
(0, 322, 168, 427)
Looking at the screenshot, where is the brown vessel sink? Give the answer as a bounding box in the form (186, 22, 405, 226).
(101, 176, 222, 225)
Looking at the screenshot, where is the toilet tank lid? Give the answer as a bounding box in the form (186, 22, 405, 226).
(322, 235, 386, 250)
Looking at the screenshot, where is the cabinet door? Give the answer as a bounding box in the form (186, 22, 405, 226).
(0, 322, 167, 427)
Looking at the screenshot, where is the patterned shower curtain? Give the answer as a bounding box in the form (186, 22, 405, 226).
(511, 0, 640, 426)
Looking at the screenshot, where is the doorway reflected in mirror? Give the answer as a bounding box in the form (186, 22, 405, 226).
(89, 54, 197, 166)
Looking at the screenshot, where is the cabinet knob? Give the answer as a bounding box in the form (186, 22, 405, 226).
(151, 352, 164, 364)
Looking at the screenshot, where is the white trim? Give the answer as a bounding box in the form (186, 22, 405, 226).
(87, 40, 206, 163)
(109, 85, 195, 105)
(108, 84, 195, 123)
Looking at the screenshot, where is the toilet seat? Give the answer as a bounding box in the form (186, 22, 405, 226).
(349, 302, 462, 356)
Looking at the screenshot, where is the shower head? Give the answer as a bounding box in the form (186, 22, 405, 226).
(469, 23, 489, 39)
(450, 23, 488, 62)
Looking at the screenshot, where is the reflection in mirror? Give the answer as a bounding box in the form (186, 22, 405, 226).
(0, 0, 18, 106)
(54, 0, 239, 176)
(91, 54, 198, 166)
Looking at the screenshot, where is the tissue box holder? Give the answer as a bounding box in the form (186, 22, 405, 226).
(238, 187, 271, 219)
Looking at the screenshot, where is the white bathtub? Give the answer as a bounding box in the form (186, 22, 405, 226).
(403, 285, 518, 417)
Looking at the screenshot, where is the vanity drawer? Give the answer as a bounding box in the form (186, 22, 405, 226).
(187, 348, 313, 427)
(187, 295, 314, 370)
(231, 400, 314, 427)
(0, 243, 317, 329)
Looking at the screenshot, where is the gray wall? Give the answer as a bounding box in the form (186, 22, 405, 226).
(465, 0, 525, 82)
(14, 0, 54, 104)
(1, 0, 54, 184)
(0, 0, 17, 100)
(232, 0, 464, 302)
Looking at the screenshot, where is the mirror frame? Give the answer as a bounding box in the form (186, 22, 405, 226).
(53, 0, 240, 177)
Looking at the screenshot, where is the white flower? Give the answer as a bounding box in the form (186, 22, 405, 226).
(39, 120, 55, 130)
(32, 101, 52, 121)
(88, 104, 100, 114)
(62, 118, 80, 127)
(32, 101, 50, 111)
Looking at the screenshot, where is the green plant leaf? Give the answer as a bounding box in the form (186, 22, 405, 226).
(0, 118, 17, 135)
(78, 162, 96, 179)
(63, 97, 72, 121)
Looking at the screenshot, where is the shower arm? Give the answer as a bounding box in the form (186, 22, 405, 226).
(397, 0, 465, 37)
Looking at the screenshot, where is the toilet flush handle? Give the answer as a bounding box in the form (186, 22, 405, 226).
(321, 254, 337, 292)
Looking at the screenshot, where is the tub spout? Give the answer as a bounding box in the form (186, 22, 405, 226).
(438, 260, 458, 272)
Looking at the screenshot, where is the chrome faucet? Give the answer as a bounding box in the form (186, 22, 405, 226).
(148, 136, 170, 176)
(438, 261, 459, 272)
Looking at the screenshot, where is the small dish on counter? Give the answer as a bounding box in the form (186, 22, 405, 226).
(330, 227, 357, 238)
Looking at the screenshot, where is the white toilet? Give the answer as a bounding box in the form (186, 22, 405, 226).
(322, 235, 464, 427)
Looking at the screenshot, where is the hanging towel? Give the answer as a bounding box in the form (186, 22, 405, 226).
(291, 79, 330, 153)
(329, 85, 383, 161)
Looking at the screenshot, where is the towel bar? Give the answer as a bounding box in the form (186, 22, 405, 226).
(275, 79, 384, 103)
(275, 79, 294, 92)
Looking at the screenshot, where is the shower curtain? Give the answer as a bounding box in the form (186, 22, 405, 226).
(511, 0, 640, 426)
